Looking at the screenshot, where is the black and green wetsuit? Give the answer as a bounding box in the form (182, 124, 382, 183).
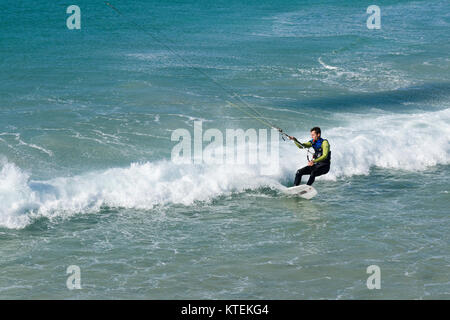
(294, 137, 331, 186)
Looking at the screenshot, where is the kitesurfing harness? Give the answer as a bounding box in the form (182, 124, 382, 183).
(309, 138, 331, 163)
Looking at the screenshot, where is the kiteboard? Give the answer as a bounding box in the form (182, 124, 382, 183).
(284, 185, 317, 199)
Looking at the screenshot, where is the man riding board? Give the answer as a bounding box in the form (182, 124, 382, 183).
(288, 127, 331, 186)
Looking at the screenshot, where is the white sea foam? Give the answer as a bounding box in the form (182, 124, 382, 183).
(318, 57, 339, 70)
(0, 159, 282, 229)
(0, 108, 449, 229)
(282, 108, 450, 179)
(0, 132, 53, 156)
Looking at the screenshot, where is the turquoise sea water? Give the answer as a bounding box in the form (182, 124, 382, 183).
(0, 0, 449, 299)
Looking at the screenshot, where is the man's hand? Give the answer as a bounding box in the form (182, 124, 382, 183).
(288, 135, 295, 140)
(308, 160, 314, 166)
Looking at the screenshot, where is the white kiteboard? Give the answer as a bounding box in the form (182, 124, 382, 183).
(284, 185, 318, 199)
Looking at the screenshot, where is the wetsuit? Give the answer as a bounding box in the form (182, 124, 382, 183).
(293, 138, 331, 186)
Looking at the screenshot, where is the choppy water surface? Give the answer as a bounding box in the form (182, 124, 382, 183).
(0, 1, 449, 299)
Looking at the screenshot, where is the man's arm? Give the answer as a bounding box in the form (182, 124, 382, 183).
(293, 139, 312, 149)
(289, 136, 312, 149)
(313, 140, 329, 163)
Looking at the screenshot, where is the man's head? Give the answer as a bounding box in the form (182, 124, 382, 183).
(310, 127, 321, 141)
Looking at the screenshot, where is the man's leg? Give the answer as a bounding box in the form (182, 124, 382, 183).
(306, 163, 330, 186)
(294, 166, 312, 186)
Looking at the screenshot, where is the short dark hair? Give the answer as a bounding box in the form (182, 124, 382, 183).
(310, 127, 321, 135)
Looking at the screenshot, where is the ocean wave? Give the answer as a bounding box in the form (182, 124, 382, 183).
(286, 108, 450, 178)
(0, 108, 449, 229)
